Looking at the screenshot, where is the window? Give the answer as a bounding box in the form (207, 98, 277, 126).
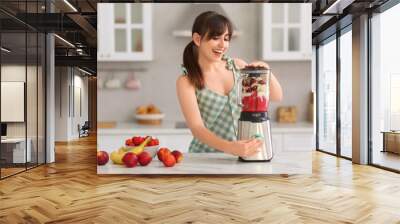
(371, 2, 400, 171)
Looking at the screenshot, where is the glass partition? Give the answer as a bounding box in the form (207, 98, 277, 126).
(0, 1, 46, 179)
(339, 28, 352, 158)
(1, 30, 28, 178)
(317, 36, 337, 154)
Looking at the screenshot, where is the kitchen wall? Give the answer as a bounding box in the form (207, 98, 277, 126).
(98, 3, 312, 123)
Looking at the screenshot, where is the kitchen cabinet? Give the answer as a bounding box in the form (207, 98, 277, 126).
(261, 3, 312, 61)
(272, 132, 314, 152)
(97, 3, 152, 61)
(271, 133, 283, 153)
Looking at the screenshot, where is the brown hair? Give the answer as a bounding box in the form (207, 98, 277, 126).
(183, 11, 233, 89)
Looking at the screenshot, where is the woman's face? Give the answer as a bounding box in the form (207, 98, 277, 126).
(198, 29, 230, 62)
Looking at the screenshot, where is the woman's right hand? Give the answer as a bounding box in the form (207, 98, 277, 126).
(228, 139, 263, 157)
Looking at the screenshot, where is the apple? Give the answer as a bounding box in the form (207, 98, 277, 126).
(171, 150, 183, 163)
(157, 147, 170, 161)
(138, 151, 152, 166)
(122, 152, 138, 167)
(132, 136, 145, 146)
(162, 153, 176, 167)
(97, 151, 109, 165)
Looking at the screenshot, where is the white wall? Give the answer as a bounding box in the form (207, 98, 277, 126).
(1, 65, 35, 137)
(55, 67, 89, 141)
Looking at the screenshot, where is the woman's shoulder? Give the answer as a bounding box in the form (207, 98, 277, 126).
(176, 74, 193, 89)
(177, 74, 189, 84)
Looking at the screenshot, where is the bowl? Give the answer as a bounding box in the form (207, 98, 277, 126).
(135, 113, 165, 125)
(144, 145, 159, 158)
(123, 145, 159, 158)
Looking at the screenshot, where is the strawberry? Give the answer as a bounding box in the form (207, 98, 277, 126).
(146, 138, 159, 146)
(125, 138, 134, 146)
(153, 138, 159, 146)
(132, 136, 145, 146)
(146, 139, 153, 146)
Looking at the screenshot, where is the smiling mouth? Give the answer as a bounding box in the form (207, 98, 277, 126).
(213, 49, 224, 54)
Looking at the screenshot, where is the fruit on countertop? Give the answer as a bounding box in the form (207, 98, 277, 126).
(171, 150, 183, 163)
(122, 152, 138, 168)
(125, 136, 151, 155)
(131, 136, 145, 146)
(107, 137, 183, 168)
(138, 151, 153, 166)
(146, 137, 159, 147)
(125, 138, 134, 146)
(126, 136, 159, 147)
(157, 147, 171, 162)
(110, 148, 125, 165)
(156, 148, 183, 167)
(162, 153, 176, 167)
(97, 151, 109, 165)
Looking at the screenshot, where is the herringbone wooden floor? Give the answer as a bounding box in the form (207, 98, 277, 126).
(1, 135, 400, 224)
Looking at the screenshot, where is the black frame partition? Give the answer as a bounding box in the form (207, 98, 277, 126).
(0, 0, 47, 180)
(338, 24, 353, 159)
(316, 33, 339, 157)
(315, 23, 353, 161)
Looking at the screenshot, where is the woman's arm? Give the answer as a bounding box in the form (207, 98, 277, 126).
(176, 75, 261, 156)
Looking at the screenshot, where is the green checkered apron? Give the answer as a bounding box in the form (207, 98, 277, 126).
(181, 55, 241, 153)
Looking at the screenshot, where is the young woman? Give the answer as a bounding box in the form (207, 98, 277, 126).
(176, 11, 283, 157)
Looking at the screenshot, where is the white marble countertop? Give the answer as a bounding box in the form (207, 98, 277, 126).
(97, 152, 312, 175)
(98, 120, 314, 135)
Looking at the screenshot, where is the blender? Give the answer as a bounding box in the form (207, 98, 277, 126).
(237, 66, 273, 162)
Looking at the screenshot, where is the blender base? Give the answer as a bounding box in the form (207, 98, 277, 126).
(238, 157, 272, 162)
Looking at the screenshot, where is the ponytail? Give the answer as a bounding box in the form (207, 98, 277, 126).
(182, 11, 233, 89)
(183, 41, 204, 89)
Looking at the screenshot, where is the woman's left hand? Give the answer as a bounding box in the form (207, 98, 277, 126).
(248, 61, 270, 69)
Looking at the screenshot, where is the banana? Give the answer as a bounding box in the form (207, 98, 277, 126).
(126, 136, 151, 155)
(110, 150, 125, 164)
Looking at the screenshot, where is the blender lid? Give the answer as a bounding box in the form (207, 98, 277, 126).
(240, 66, 270, 74)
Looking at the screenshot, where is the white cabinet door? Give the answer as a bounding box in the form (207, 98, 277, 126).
(97, 3, 152, 61)
(97, 4, 113, 60)
(262, 3, 311, 61)
(282, 133, 314, 151)
(271, 133, 283, 153)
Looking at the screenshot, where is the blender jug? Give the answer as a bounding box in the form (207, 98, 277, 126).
(237, 66, 271, 113)
(236, 66, 273, 162)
